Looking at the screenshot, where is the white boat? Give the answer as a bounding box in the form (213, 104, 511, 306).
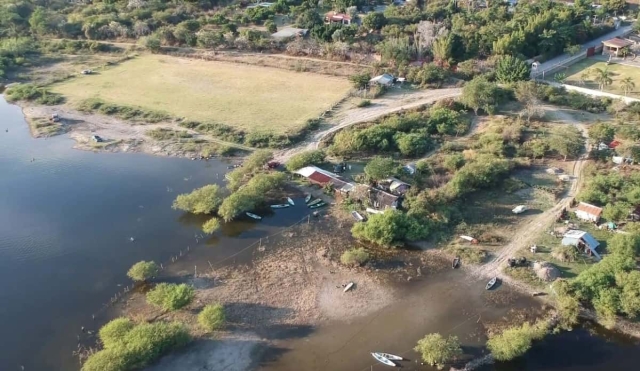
(351, 211, 364, 221)
(304, 194, 312, 203)
(365, 207, 384, 215)
(343, 282, 354, 292)
(371, 353, 396, 367)
(376, 352, 403, 361)
(246, 212, 262, 220)
(309, 202, 326, 209)
(486, 277, 498, 290)
(307, 199, 322, 206)
(270, 204, 290, 209)
(287, 197, 295, 206)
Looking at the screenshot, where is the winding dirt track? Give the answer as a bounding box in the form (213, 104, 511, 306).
(274, 87, 462, 162)
(469, 107, 591, 285)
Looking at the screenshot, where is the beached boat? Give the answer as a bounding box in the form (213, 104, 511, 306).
(307, 199, 322, 207)
(246, 212, 262, 220)
(486, 277, 498, 290)
(376, 353, 403, 361)
(287, 197, 295, 206)
(351, 211, 364, 221)
(452, 256, 460, 269)
(309, 202, 326, 209)
(343, 282, 354, 292)
(270, 204, 290, 209)
(305, 194, 312, 203)
(371, 353, 396, 367)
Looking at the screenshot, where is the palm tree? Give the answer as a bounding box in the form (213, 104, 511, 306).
(620, 77, 635, 96)
(592, 67, 613, 91)
(579, 70, 590, 86)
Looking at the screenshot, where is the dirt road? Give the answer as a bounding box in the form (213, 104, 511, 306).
(274, 87, 462, 162)
(470, 107, 591, 282)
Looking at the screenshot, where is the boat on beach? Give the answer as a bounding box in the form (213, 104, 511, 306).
(270, 204, 290, 209)
(307, 199, 322, 206)
(376, 352, 403, 361)
(246, 212, 262, 220)
(287, 197, 295, 206)
(486, 277, 498, 290)
(343, 282, 354, 292)
(304, 194, 312, 203)
(452, 256, 460, 269)
(371, 352, 396, 367)
(309, 202, 326, 209)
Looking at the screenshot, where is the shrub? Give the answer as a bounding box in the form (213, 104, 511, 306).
(364, 157, 398, 180)
(340, 248, 370, 267)
(172, 184, 224, 214)
(146, 283, 195, 311)
(127, 261, 159, 282)
(487, 320, 549, 361)
(202, 217, 221, 234)
(5, 84, 64, 105)
(219, 172, 286, 221)
(77, 98, 171, 123)
(357, 99, 372, 108)
(352, 210, 428, 247)
(414, 333, 462, 369)
(98, 318, 134, 348)
(198, 304, 226, 332)
(285, 149, 326, 171)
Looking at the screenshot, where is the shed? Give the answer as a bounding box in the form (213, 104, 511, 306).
(380, 177, 410, 195)
(602, 37, 633, 57)
(295, 166, 354, 193)
(575, 202, 603, 223)
(562, 230, 601, 260)
(369, 73, 395, 86)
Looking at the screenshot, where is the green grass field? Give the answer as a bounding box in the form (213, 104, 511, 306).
(52, 54, 351, 133)
(554, 59, 640, 97)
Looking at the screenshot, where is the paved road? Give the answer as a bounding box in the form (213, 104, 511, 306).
(531, 25, 634, 78)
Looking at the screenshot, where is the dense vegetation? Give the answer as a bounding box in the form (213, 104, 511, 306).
(219, 172, 286, 221)
(414, 333, 462, 369)
(126, 260, 159, 282)
(146, 283, 195, 311)
(202, 217, 221, 234)
(340, 247, 370, 267)
(172, 184, 224, 214)
(285, 149, 326, 171)
(198, 303, 226, 332)
(486, 319, 549, 361)
(82, 318, 190, 371)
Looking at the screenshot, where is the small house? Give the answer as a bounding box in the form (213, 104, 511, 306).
(601, 37, 633, 57)
(562, 230, 601, 260)
(325, 11, 351, 25)
(294, 166, 354, 193)
(369, 73, 395, 86)
(379, 177, 410, 195)
(575, 202, 603, 223)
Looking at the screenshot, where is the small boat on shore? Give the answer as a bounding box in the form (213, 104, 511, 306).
(452, 256, 460, 269)
(343, 282, 354, 292)
(307, 199, 322, 207)
(304, 194, 312, 203)
(351, 211, 364, 221)
(371, 353, 396, 367)
(287, 197, 295, 206)
(486, 277, 498, 290)
(376, 353, 403, 361)
(270, 204, 290, 209)
(246, 212, 262, 220)
(309, 202, 326, 209)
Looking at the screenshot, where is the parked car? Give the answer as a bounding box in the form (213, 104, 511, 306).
(50, 114, 60, 122)
(81, 69, 93, 75)
(91, 135, 103, 143)
(333, 163, 346, 173)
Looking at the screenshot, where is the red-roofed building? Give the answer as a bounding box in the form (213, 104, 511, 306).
(609, 140, 621, 149)
(325, 11, 352, 25)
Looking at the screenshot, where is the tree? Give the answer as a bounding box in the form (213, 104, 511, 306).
(172, 184, 224, 214)
(351, 210, 427, 247)
(487, 320, 549, 361)
(620, 77, 635, 96)
(607, 233, 640, 258)
(127, 261, 159, 282)
(431, 36, 453, 66)
(495, 55, 530, 83)
(340, 248, 370, 267)
(564, 44, 581, 56)
(142, 35, 161, 52)
(198, 304, 226, 332)
(459, 76, 501, 115)
(264, 20, 277, 33)
(527, 139, 548, 160)
(147, 283, 195, 311)
(548, 126, 584, 160)
(219, 172, 286, 221)
(592, 67, 613, 91)
(514, 81, 543, 122)
(414, 333, 462, 369)
(588, 122, 615, 145)
(202, 217, 221, 234)
(395, 132, 432, 157)
(362, 12, 386, 31)
(98, 318, 134, 348)
(364, 157, 397, 180)
(285, 149, 326, 171)
(555, 294, 580, 331)
(617, 271, 640, 318)
(579, 70, 591, 86)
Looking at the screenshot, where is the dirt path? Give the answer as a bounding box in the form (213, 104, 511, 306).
(470, 107, 590, 282)
(273, 87, 462, 162)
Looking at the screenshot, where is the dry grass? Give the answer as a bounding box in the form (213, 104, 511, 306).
(51, 54, 351, 133)
(556, 59, 640, 97)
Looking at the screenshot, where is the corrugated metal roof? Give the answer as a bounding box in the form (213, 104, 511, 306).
(308, 172, 332, 184)
(602, 37, 633, 48)
(562, 230, 600, 250)
(576, 202, 603, 217)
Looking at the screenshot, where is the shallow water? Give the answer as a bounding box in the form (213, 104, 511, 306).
(0, 97, 311, 370)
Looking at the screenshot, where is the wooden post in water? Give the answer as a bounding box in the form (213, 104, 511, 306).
(194, 265, 197, 278)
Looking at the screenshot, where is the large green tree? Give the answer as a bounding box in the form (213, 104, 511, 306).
(364, 157, 398, 180)
(351, 210, 427, 247)
(459, 76, 501, 115)
(487, 320, 549, 361)
(548, 126, 584, 160)
(495, 55, 531, 83)
(414, 333, 462, 369)
(172, 184, 224, 215)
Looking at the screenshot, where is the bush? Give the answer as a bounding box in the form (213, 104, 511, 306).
(340, 248, 370, 267)
(83, 320, 190, 371)
(364, 157, 398, 180)
(127, 261, 159, 282)
(198, 304, 226, 332)
(285, 149, 326, 171)
(202, 217, 221, 234)
(77, 98, 171, 123)
(219, 172, 286, 221)
(5, 84, 64, 105)
(414, 333, 462, 369)
(357, 99, 372, 108)
(352, 210, 428, 247)
(98, 317, 134, 348)
(172, 184, 224, 214)
(487, 320, 549, 361)
(146, 283, 195, 311)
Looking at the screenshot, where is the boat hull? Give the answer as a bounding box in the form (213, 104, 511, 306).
(371, 353, 396, 367)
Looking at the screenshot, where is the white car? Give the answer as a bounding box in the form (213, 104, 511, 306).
(512, 205, 528, 214)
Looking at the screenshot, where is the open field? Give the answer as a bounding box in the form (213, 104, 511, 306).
(554, 58, 640, 97)
(51, 54, 351, 133)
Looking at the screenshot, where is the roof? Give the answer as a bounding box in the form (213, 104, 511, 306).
(576, 202, 603, 217)
(295, 165, 354, 192)
(610, 140, 621, 148)
(325, 12, 351, 21)
(562, 230, 600, 250)
(602, 37, 633, 48)
(370, 74, 394, 85)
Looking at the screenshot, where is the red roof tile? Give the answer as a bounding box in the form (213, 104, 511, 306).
(308, 171, 332, 184)
(577, 202, 603, 217)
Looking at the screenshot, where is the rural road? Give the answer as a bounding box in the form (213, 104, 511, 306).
(273, 87, 462, 162)
(470, 106, 591, 285)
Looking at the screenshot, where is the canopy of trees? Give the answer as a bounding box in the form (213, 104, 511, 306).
(172, 184, 224, 214)
(226, 150, 273, 191)
(414, 333, 462, 369)
(351, 210, 428, 247)
(219, 172, 286, 221)
(285, 149, 326, 171)
(487, 320, 549, 361)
